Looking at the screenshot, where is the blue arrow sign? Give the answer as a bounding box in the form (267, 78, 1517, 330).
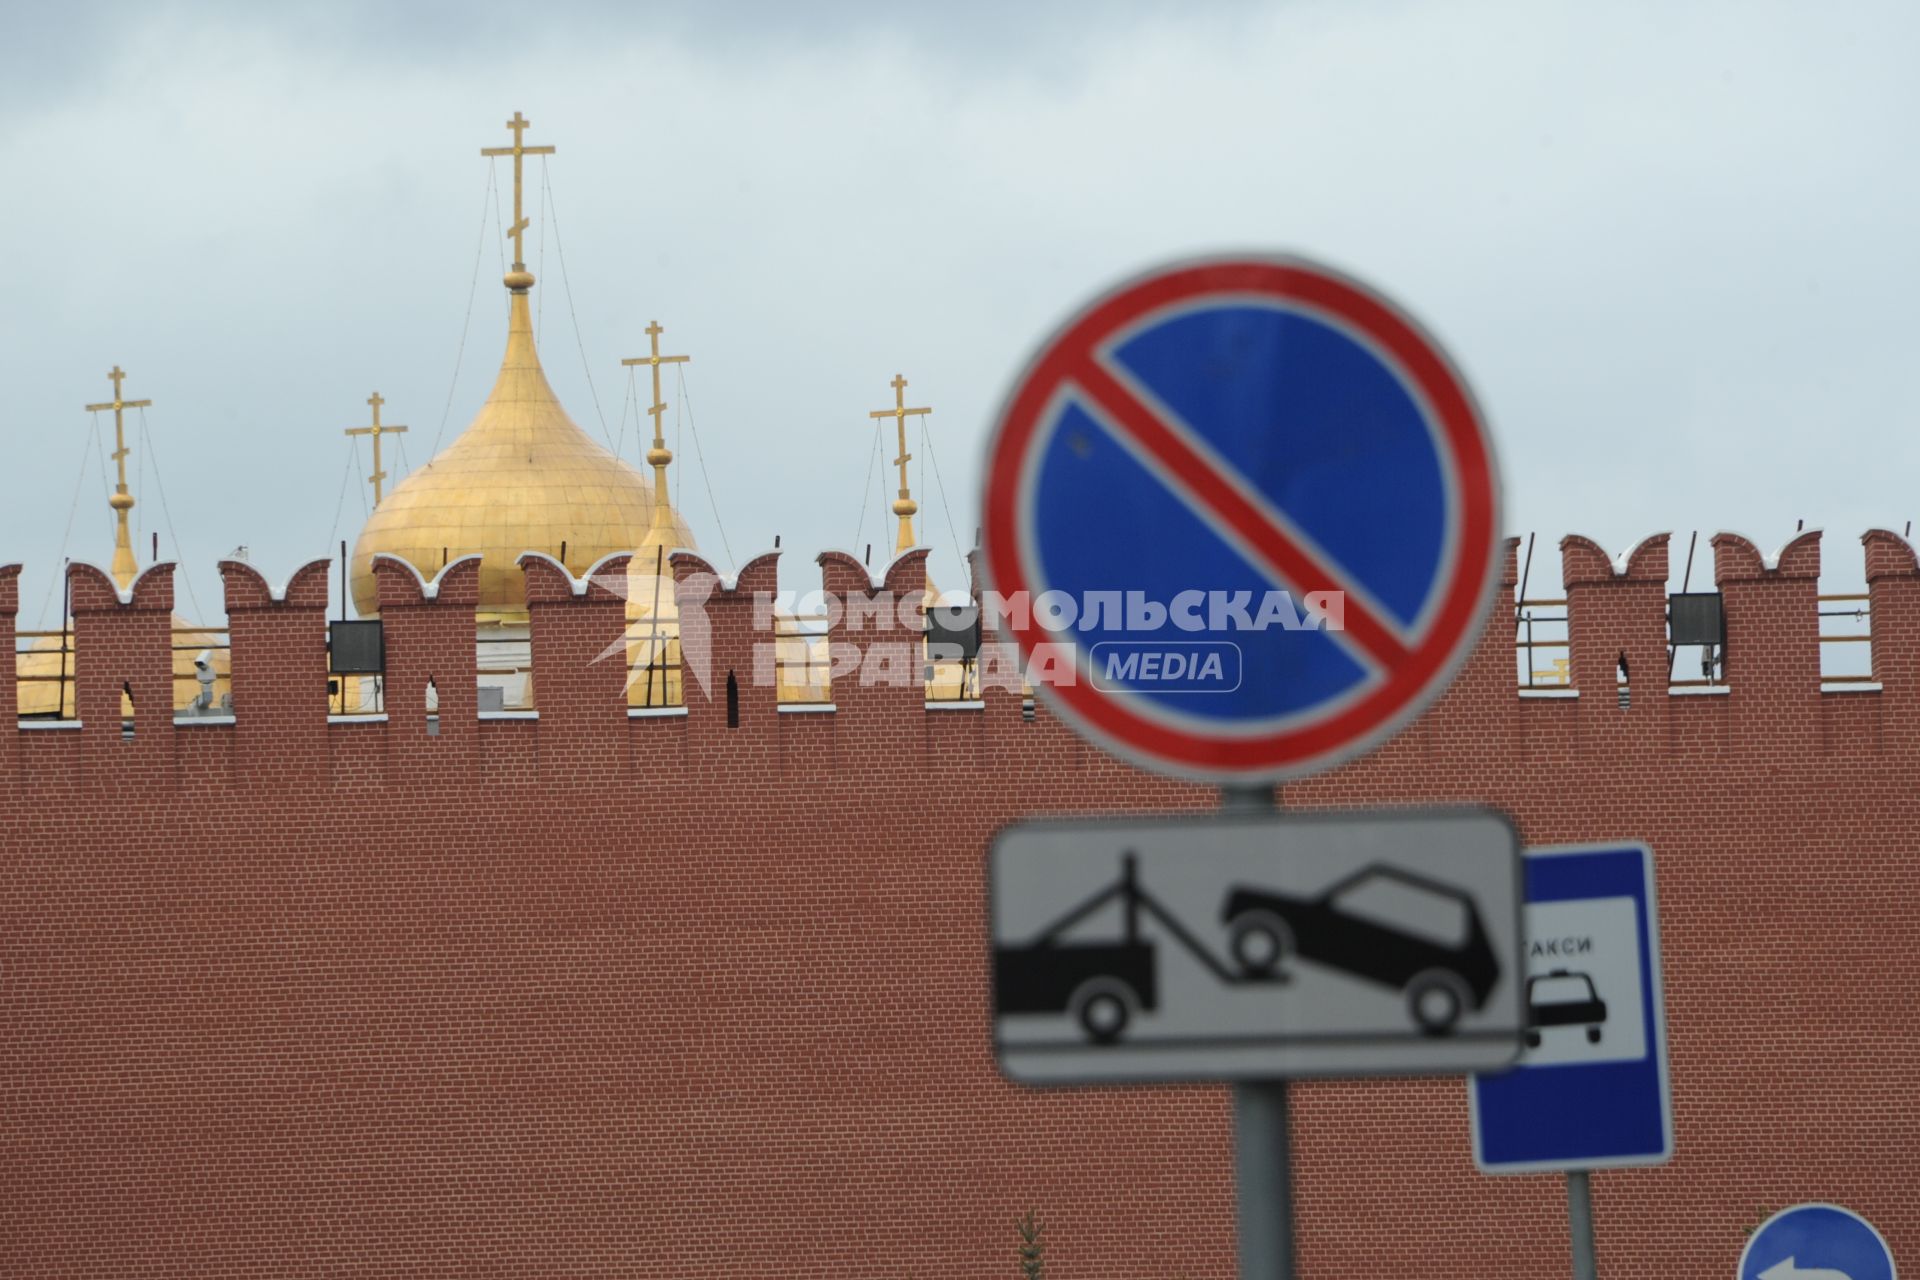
(1469, 842, 1672, 1172)
(1739, 1204, 1897, 1280)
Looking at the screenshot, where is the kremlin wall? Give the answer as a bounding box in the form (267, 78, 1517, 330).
(5, 113, 1914, 1279)
(1, 523, 1917, 1278)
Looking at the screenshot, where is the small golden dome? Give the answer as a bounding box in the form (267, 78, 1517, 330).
(350, 289, 694, 616)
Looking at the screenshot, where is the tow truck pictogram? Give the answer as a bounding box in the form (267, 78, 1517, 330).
(995, 853, 1506, 1044)
(992, 852, 1275, 1044)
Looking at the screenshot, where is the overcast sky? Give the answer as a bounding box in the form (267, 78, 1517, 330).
(3, 0, 1916, 627)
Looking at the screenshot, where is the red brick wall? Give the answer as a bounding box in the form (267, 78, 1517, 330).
(1, 534, 1914, 1278)
(0, 563, 17, 776)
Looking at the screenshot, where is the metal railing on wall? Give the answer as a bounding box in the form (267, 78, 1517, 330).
(627, 620, 683, 709)
(474, 632, 532, 712)
(925, 647, 978, 702)
(1512, 533, 1569, 689)
(774, 613, 831, 704)
(1514, 589, 1878, 693)
(15, 628, 77, 718)
(171, 626, 231, 714)
(1818, 592, 1874, 687)
(329, 674, 385, 716)
(1515, 598, 1571, 688)
(16, 624, 232, 719)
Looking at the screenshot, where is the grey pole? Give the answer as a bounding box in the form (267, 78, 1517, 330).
(1567, 1171, 1598, 1280)
(1221, 783, 1295, 1280)
(1234, 1076, 1296, 1280)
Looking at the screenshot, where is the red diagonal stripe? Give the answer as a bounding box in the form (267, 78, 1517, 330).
(1070, 356, 1414, 671)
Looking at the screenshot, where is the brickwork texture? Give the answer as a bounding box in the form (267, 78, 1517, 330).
(0, 532, 1913, 1278)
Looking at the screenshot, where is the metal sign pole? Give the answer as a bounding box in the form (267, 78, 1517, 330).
(1235, 1078, 1296, 1280)
(980, 255, 1507, 1280)
(1567, 1171, 1597, 1280)
(1221, 784, 1295, 1280)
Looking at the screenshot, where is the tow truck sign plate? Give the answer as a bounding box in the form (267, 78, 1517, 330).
(989, 809, 1524, 1084)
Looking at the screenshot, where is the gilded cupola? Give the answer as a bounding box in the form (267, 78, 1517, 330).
(348, 112, 694, 619)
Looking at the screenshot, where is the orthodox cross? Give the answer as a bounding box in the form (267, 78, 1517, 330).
(480, 111, 555, 276)
(345, 392, 408, 506)
(868, 374, 932, 553)
(621, 321, 691, 526)
(84, 365, 152, 588)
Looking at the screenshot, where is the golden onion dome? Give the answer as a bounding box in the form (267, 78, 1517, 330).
(349, 288, 694, 617)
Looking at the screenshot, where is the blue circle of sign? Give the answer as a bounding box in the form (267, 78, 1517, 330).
(1738, 1204, 1897, 1280)
(1025, 302, 1451, 725)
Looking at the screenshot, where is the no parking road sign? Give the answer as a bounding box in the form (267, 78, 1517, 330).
(980, 255, 1501, 782)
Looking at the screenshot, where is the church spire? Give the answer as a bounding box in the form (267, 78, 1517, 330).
(480, 111, 555, 293)
(84, 365, 151, 589)
(621, 321, 691, 544)
(868, 374, 932, 554)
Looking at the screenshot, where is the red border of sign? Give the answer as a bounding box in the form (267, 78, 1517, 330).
(979, 255, 1501, 783)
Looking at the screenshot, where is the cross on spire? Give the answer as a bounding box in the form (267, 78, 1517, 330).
(480, 110, 555, 287)
(868, 373, 932, 553)
(345, 391, 409, 506)
(84, 365, 153, 589)
(621, 321, 692, 533)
